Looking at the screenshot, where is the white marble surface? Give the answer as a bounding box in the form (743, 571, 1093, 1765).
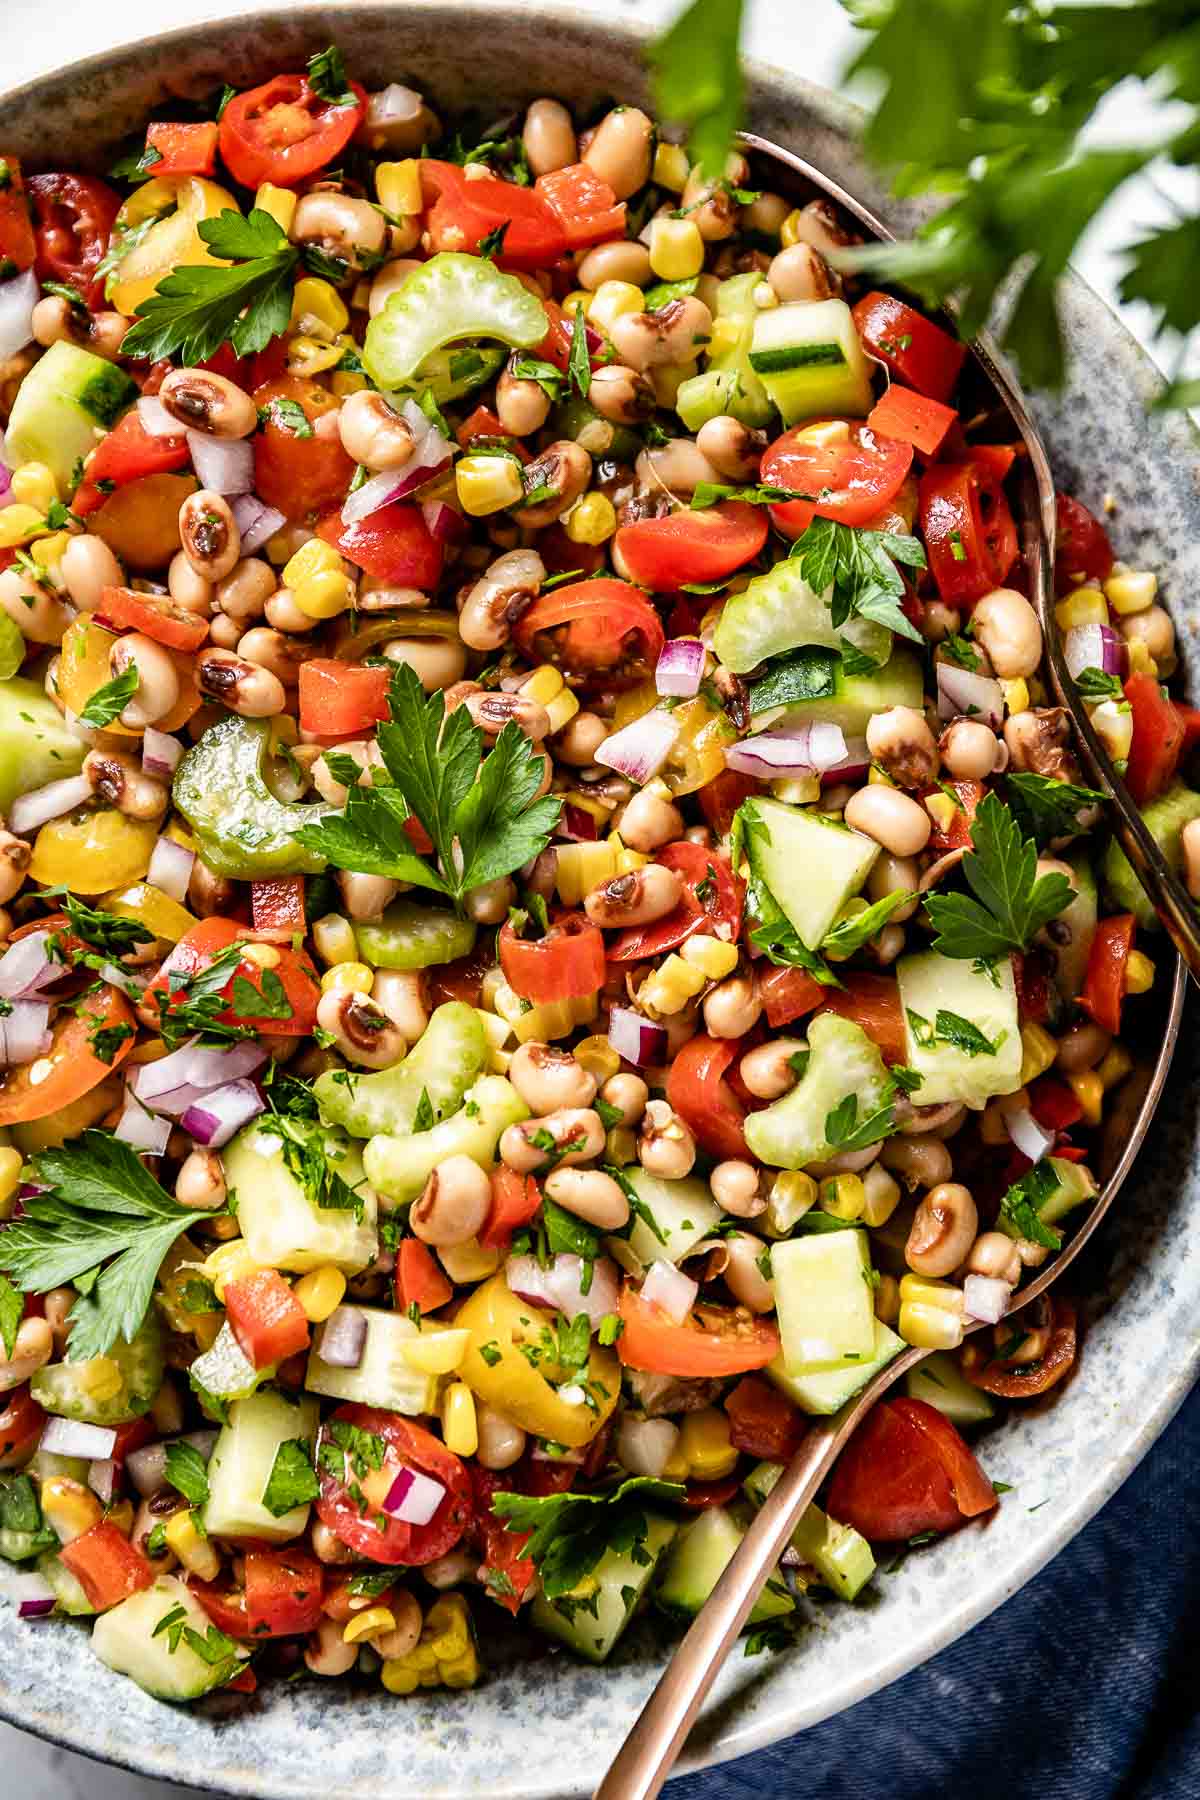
(0, 0, 1184, 1793)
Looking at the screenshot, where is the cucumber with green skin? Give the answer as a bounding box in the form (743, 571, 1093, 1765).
(742, 1464, 876, 1600)
(751, 646, 924, 739)
(745, 1013, 893, 1171)
(314, 1001, 486, 1140)
(531, 1514, 677, 1663)
(354, 901, 476, 971)
(766, 1316, 905, 1416)
(92, 1575, 248, 1700)
(5, 341, 138, 491)
(363, 1074, 529, 1205)
(655, 1505, 794, 1626)
(675, 271, 774, 431)
(749, 298, 874, 424)
(1103, 780, 1200, 928)
(38, 1550, 97, 1616)
(0, 677, 86, 815)
(905, 1352, 996, 1427)
(32, 1314, 163, 1425)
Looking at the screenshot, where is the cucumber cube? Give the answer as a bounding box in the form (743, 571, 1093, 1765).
(771, 1230, 876, 1374)
(204, 1391, 318, 1544)
(742, 797, 879, 951)
(745, 1013, 893, 1171)
(92, 1576, 248, 1701)
(304, 1307, 439, 1415)
(624, 1169, 721, 1270)
(224, 1120, 378, 1275)
(766, 1316, 905, 1414)
(531, 1514, 677, 1663)
(655, 1505, 793, 1626)
(742, 1466, 876, 1602)
(896, 950, 1022, 1106)
(748, 299, 873, 424)
(905, 1352, 996, 1426)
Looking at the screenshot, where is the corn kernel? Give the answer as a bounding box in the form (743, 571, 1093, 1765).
(1054, 589, 1109, 631)
(332, 369, 370, 398)
(1125, 639, 1156, 676)
(442, 1382, 479, 1457)
(1019, 1022, 1058, 1087)
(678, 1408, 737, 1481)
(440, 1645, 481, 1688)
(771, 774, 821, 806)
(606, 1126, 637, 1166)
(312, 913, 357, 967)
(381, 1660, 422, 1694)
(861, 1164, 901, 1228)
(613, 842, 650, 875)
(456, 454, 524, 516)
(295, 568, 355, 620)
(518, 663, 564, 706)
(661, 1445, 690, 1482)
(1066, 1070, 1103, 1128)
(321, 960, 374, 995)
(899, 1273, 965, 1312)
(639, 953, 707, 1015)
(752, 281, 779, 310)
(780, 208, 806, 247)
(344, 1605, 395, 1645)
(1001, 677, 1029, 715)
(899, 1301, 965, 1351)
(284, 539, 343, 587)
(376, 159, 423, 218)
(490, 981, 527, 1026)
(924, 791, 957, 834)
(1104, 567, 1157, 615)
(588, 280, 645, 334)
(294, 1264, 347, 1323)
(680, 934, 739, 980)
(1098, 1043, 1133, 1090)
(164, 1509, 220, 1580)
(205, 1241, 261, 1301)
(867, 764, 896, 787)
(29, 530, 68, 572)
(290, 276, 349, 337)
(0, 1147, 23, 1220)
(401, 1329, 470, 1374)
(765, 1171, 817, 1237)
(555, 840, 617, 905)
(648, 216, 705, 282)
(10, 462, 59, 512)
(1124, 949, 1155, 994)
(544, 687, 581, 734)
(652, 142, 690, 193)
(437, 1240, 501, 1284)
(820, 1173, 865, 1220)
(255, 182, 297, 234)
(565, 492, 617, 545)
(561, 289, 590, 317)
(40, 1477, 103, 1545)
(574, 1034, 620, 1082)
(512, 994, 582, 1043)
(0, 504, 48, 548)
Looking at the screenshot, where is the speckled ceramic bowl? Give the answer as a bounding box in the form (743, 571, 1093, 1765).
(1, 7, 1198, 1795)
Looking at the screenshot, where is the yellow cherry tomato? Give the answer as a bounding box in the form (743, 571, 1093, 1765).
(56, 616, 199, 737)
(89, 474, 198, 574)
(100, 882, 197, 943)
(29, 809, 158, 894)
(454, 1273, 619, 1448)
(108, 177, 240, 317)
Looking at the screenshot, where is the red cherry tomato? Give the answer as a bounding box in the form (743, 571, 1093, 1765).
(919, 459, 1019, 606)
(73, 411, 189, 516)
(394, 1239, 454, 1315)
(426, 945, 496, 1010)
(1080, 913, 1136, 1037)
(1054, 492, 1114, 595)
(759, 964, 827, 1028)
(498, 912, 606, 1003)
(613, 502, 768, 591)
(762, 421, 913, 538)
(1123, 671, 1183, 805)
(513, 578, 664, 686)
(316, 1405, 472, 1565)
(297, 659, 390, 738)
(815, 972, 908, 1065)
(97, 584, 209, 652)
(851, 292, 968, 404)
(223, 1268, 310, 1369)
(0, 984, 134, 1126)
(218, 74, 367, 189)
(25, 173, 122, 311)
(192, 1549, 324, 1639)
(316, 500, 442, 588)
(618, 1287, 781, 1377)
(144, 916, 319, 1037)
(607, 841, 743, 962)
(144, 122, 219, 179)
(252, 375, 355, 522)
(420, 161, 567, 270)
(250, 876, 305, 935)
(470, 1457, 573, 1614)
(826, 1397, 998, 1541)
(534, 164, 625, 248)
(697, 768, 764, 838)
(0, 1385, 46, 1468)
(667, 1034, 749, 1161)
(0, 158, 37, 273)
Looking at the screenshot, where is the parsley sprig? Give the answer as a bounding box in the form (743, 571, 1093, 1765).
(923, 792, 1074, 961)
(492, 1476, 683, 1600)
(648, 0, 745, 179)
(789, 517, 926, 647)
(120, 209, 300, 366)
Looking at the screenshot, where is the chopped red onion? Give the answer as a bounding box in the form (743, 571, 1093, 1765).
(114, 1098, 172, 1156)
(725, 721, 847, 780)
(40, 1417, 117, 1461)
(18, 1597, 56, 1620)
(608, 1006, 667, 1068)
(560, 803, 598, 843)
(142, 727, 185, 781)
(131, 1038, 267, 1117)
(421, 498, 466, 544)
(186, 430, 254, 496)
(595, 710, 679, 785)
(0, 1002, 51, 1068)
(181, 1078, 265, 1148)
(10, 774, 93, 836)
(0, 270, 39, 360)
(641, 1259, 699, 1324)
(87, 1458, 119, 1505)
(231, 493, 287, 556)
(316, 1305, 367, 1368)
(341, 402, 451, 524)
(963, 1273, 1012, 1325)
(655, 637, 705, 699)
(0, 930, 60, 1001)
(1006, 1105, 1055, 1165)
(383, 1464, 446, 1525)
(936, 662, 1005, 729)
(1064, 623, 1128, 684)
(147, 834, 195, 903)
(820, 736, 870, 786)
(505, 1253, 620, 1330)
(616, 1416, 680, 1479)
(136, 395, 185, 440)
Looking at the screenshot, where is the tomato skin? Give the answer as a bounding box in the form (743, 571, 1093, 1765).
(0, 1386, 46, 1468)
(618, 1287, 781, 1377)
(614, 502, 767, 591)
(60, 1521, 155, 1611)
(1079, 913, 1136, 1037)
(297, 658, 390, 738)
(145, 122, 219, 178)
(962, 1297, 1078, 1397)
(250, 876, 305, 934)
(73, 412, 190, 516)
(316, 501, 442, 588)
(919, 460, 1019, 606)
(426, 945, 495, 1010)
(395, 1239, 453, 1315)
(1123, 671, 1183, 805)
(219, 75, 367, 189)
(513, 579, 665, 685)
(224, 1269, 311, 1369)
(759, 965, 827, 1029)
(245, 1549, 324, 1636)
(680, 1476, 743, 1510)
(851, 293, 967, 404)
(534, 165, 625, 248)
(697, 768, 763, 839)
(470, 1459, 556, 1615)
(667, 1035, 749, 1161)
(26, 173, 122, 310)
(827, 1397, 996, 1541)
(420, 161, 567, 269)
(253, 376, 355, 522)
(0, 159, 37, 272)
(763, 421, 913, 538)
(316, 1405, 472, 1565)
(926, 776, 984, 852)
(608, 842, 742, 963)
(144, 916, 319, 1037)
(190, 1579, 251, 1638)
(1054, 492, 1114, 595)
(480, 1168, 542, 1252)
(0, 984, 133, 1126)
(1027, 1074, 1084, 1133)
(97, 584, 209, 652)
(498, 913, 606, 1003)
(725, 1375, 805, 1462)
(815, 972, 908, 1065)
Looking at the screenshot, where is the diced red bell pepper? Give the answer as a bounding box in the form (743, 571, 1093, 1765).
(1080, 912, 1136, 1037)
(0, 157, 37, 272)
(144, 122, 219, 178)
(455, 405, 530, 459)
(1027, 1075, 1084, 1133)
(535, 164, 626, 248)
(395, 1239, 453, 1315)
(851, 292, 968, 404)
(251, 877, 306, 935)
(244, 1548, 324, 1636)
(60, 1521, 154, 1611)
(223, 1268, 310, 1369)
(1124, 672, 1183, 805)
(298, 659, 391, 738)
(480, 1168, 542, 1251)
(926, 777, 984, 852)
(866, 384, 958, 459)
(73, 411, 189, 515)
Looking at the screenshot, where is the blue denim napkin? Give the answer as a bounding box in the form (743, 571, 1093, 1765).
(671, 1385, 1200, 1800)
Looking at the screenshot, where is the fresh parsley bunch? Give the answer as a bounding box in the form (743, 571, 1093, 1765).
(120, 208, 301, 366)
(924, 792, 1074, 961)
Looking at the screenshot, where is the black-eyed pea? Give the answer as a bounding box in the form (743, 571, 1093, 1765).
(970, 587, 1043, 679)
(305, 1617, 359, 1677)
(188, 858, 236, 918)
(964, 1230, 1021, 1286)
(577, 240, 653, 291)
(59, 534, 122, 610)
(719, 1231, 775, 1313)
(939, 718, 1002, 781)
(196, 647, 286, 717)
(175, 1150, 226, 1211)
(710, 1159, 766, 1217)
(522, 98, 578, 176)
(338, 390, 416, 471)
(767, 242, 838, 302)
(463, 689, 549, 740)
(409, 1154, 493, 1246)
(865, 706, 939, 791)
(508, 1042, 597, 1113)
(702, 971, 761, 1039)
(361, 84, 440, 154)
(496, 362, 552, 437)
(616, 786, 684, 852)
(458, 548, 545, 651)
(474, 1403, 527, 1471)
(109, 633, 180, 728)
(179, 490, 241, 581)
(291, 192, 388, 272)
(904, 1182, 978, 1278)
(589, 364, 656, 426)
(315, 989, 406, 1069)
(82, 748, 168, 821)
(0, 566, 72, 645)
(371, 968, 429, 1042)
(582, 106, 654, 199)
(584, 864, 683, 929)
(336, 870, 400, 923)
(384, 635, 468, 693)
(370, 1588, 422, 1660)
(158, 368, 257, 439)
(167, 551, 213, 615)
(638, 1099, 696, 1178)
(695, 415, 766, 481)
(499, 1108, 605, 1173)
(464, 876, 516, 925)
(843, 785, 932, 857)
(880, 1133, 953, 1191)
(0, 829, 31, 907)
(553, 710, 608, 766)
(519, 441, 592, 526)
(1117, 603, 1176, 675)
(542, 1166, 630, 1230)
(600, 1071, 648, 1128)
(0, 1314, 53, 1391)
(216, 558, 277, 624)
(865, 852, 920, 924)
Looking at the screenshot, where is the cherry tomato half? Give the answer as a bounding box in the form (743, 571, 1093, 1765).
(72, 411, 189, 516)
(144, 916, 319, 1037)
(1054, 492, 1114, 596)
(762, 421, 913, 538)
(316, 500, 442, 589)
(617, 1287, 781, 1377)
(919, 459, 1019, 607)
(607, 841, 742, 962)
(0, 984, 133, 1126)
(498, 913, 606, 1003)
(667, 1034, 750, 1161)
(97, 584, 209, 652)
(316, 1404, 472, 1565)
(513, 578, 664, 686)
(851, 292, 968, 404)
(26, 173, 122, 311)
(420, 161, 567, 270)
(826, 1396, 997, 1541)
(252, 375, 355, 522)
(218, 74, 367, 189)
(613, 502, 767, 591)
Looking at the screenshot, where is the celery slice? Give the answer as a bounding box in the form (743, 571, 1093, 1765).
(364, 251, 548, 391)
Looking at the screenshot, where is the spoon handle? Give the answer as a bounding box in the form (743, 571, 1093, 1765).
(592, 1424, 844, 1800)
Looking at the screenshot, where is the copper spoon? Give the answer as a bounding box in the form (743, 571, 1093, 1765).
(594, 130, 1188, 1800)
